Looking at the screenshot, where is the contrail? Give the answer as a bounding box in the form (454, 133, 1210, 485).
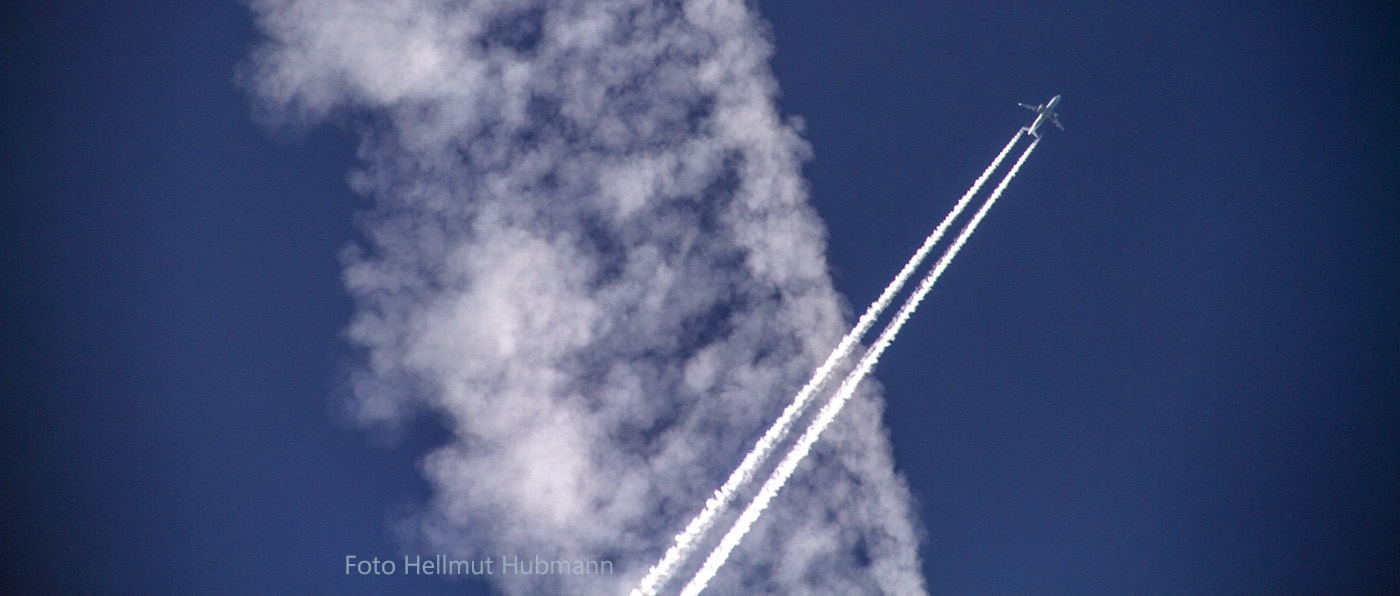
(629, 130, 1026, 596)
(677, 136, 1041, 596)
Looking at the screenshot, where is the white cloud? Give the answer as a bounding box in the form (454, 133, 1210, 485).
(246, 0, 925, 593)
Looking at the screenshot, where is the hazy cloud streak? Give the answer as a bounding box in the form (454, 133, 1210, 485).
(244, 1, 925, 594)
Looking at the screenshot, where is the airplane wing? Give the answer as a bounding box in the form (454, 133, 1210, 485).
(1019, 103, 1037, 111)
(1052, 114, 1064, 130)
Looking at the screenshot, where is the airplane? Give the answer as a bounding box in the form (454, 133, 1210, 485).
(1019, 95, 1063, 138)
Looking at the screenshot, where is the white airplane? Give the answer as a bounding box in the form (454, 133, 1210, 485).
(1019, 95, 1063, 138)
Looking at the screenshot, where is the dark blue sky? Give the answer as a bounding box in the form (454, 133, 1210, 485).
(3, 2, 1396, 595)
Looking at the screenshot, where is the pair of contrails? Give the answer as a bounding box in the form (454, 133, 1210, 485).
(630, 97, 1060, 596)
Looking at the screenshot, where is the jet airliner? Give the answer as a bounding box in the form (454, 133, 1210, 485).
(1019, 95, 1063, 138)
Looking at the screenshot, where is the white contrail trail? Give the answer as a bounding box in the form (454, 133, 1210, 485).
(677, 136, 1041, 596)
(629, 130, 1026, 596)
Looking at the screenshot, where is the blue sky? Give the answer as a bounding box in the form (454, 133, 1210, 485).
(2, 2, 1396, 595)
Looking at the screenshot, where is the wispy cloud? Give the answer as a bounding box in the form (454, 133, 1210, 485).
(245, 1, 923, 593)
